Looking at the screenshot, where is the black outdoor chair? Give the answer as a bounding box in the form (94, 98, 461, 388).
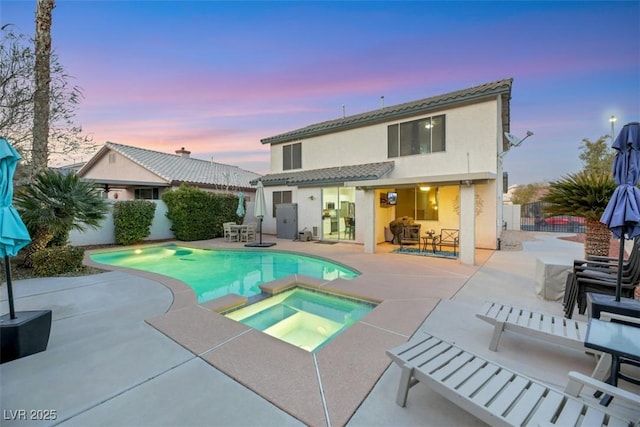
(564, 240, 640, 317)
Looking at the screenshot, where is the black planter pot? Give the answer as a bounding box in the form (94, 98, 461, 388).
(1, 310, 52, 364)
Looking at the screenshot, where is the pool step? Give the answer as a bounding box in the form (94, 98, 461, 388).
(242, 305, 298, 330)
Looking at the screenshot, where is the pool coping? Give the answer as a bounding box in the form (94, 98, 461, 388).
(84, 239, 481, 426)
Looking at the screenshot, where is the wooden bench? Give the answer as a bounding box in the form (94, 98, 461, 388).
(432, 228, 459, 255)
(387, 332, 639, 427)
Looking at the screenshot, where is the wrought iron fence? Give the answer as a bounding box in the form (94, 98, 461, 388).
(520, 201, 586, 233)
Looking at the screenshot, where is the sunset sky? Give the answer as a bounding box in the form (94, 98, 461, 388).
(2, 1, 639, 185)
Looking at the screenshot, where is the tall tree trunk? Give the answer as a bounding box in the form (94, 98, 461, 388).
(32, 0, 55, 177)
(584, 218, 612, 258)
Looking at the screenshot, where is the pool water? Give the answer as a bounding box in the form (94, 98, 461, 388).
(225, 287, 375, 352)
(90, 245, 360, 303)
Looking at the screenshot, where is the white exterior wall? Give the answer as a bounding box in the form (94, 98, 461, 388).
(296, 187, 321, 235)
(270, 102, 499, 178)
(503, 204, 522, 231)
(82, 151, 166, 184)
(69, 200, 174, 246)
(495, 94, 506, 243)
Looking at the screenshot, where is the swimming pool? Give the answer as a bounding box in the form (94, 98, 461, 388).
(90, 245, 360, 303)
(224, 287, 375, 352)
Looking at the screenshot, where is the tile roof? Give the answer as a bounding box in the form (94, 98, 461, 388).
(81, 142, 261, 190)
(261, 78, 513, 145)
(53, 162, 86, 176)
(254, 161, 394, 187)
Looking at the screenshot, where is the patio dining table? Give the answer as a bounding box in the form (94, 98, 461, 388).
(584, 317, 640, 405)
(587, 292, 640, 319)
(230, 224, 256, 243)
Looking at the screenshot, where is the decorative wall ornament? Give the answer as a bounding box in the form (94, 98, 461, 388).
(453, 194, 484, 217)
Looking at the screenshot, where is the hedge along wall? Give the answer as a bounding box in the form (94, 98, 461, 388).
(68, 199, 258, 247)
(68, 200, 174, 246)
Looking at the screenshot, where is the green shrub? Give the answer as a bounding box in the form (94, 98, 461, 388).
(32, 245, 85, 277)
(113, 200, 156, 245)
(161, 184, 241, 241)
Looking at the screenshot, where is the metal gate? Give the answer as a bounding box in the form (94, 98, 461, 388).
(520, 201, 586, 233)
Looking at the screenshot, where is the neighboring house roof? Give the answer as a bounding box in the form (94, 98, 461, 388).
(53, 162, 86, 176)
(78, 142, 261, 190)
(255, 161, 394, 187)
(261, 78, 513, 147)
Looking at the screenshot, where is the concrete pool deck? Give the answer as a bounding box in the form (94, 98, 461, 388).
(1, 233, 639, 426)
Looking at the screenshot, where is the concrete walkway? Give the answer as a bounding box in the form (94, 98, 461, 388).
(1, 270, 302, 426)
(1, 233, 638, 426)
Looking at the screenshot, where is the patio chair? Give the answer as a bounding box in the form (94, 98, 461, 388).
(387, 331, 640, 427)
(399, 224, 421, 248)
(432, 228, 459, 255)
(389, 216, 414, 244)
(563, 273, 580, 318)
(242, 222, 257, 242)
(572, 237, 640, 278)
(564, 273, 638, 318)
(343, 217, 355, 239)
(586, 243, 640, 266)
(563, 240, 640, 317)
(567, 260, 640, 317)
(223, 222, 239, 242)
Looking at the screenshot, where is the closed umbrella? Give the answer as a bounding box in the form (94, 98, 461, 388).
(254, 179, 266, 220)
(236, 192, 245, 218)
(600, 122, 640, 301)
(245, 179, 275, 247)
(0, 138, 31, 319)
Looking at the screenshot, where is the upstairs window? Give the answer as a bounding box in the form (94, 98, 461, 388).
(283, 143, 302, 170)
(388, 115, 445, 157)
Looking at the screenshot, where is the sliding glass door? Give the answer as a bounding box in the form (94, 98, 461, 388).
(321, 187, 356, 241)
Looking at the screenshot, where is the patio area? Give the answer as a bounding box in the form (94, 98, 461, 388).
(1, 233, 638, 426)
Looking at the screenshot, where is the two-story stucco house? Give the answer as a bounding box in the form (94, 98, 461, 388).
(257, 78, 515, 264)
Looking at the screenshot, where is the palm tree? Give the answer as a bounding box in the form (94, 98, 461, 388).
(32, 0, 55, 176)
(541, 171, 616, 257)
(14, 169, 109, 267)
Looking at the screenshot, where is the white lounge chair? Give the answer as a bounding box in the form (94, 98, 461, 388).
(476, 301, 589, 352)
(386, 332, 640, 427)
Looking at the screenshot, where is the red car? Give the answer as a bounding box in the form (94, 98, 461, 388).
(537, 216, 586, 227)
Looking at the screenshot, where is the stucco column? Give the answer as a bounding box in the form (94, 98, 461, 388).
(362, 190, 375, 254)
(459, 183, 476, 265)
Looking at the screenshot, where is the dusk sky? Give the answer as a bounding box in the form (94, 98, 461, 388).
(2, 1, 639, 185)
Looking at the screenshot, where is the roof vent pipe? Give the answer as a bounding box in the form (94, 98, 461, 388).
(175, 147, 191, 158)
(381, 96, 385, 108)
